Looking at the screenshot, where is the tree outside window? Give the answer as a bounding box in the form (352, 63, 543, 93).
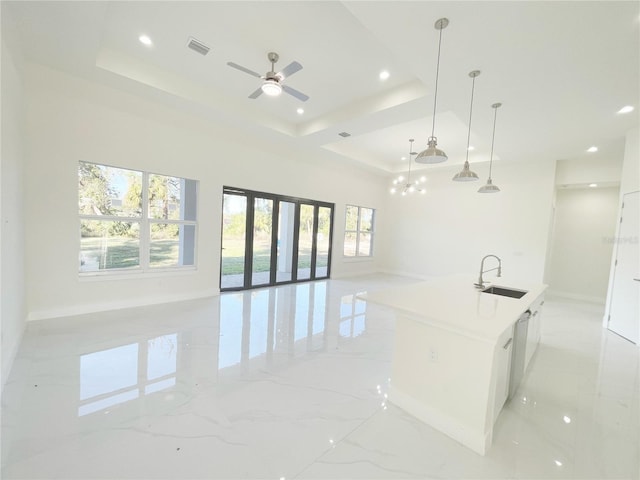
(78, 162, 197, 273)
(344, 205, 374, 257)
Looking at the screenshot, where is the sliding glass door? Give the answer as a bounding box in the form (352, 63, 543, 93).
(251, 197, 273, 287)
(220, 187, 334, 291)
(297, 204, 315, 281)
(221, 193, 247, 290)
(276, 201, 296, 283)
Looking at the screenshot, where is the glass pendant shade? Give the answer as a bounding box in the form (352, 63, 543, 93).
(415, 137, 448, 164)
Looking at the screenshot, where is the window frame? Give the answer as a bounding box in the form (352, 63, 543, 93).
(343, 205, 375, 258)
(78, 162, 198, 276)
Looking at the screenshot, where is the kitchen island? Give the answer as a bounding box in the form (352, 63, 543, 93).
(359, 275, 546, 455)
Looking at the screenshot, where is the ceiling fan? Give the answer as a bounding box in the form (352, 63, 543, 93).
(227, 52, 309, 102)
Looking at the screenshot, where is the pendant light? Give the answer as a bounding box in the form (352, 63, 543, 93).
(453, 70, 480, 182)
(390, 139, 426, 195)
(478, 103, 502, 193)
(415, 18, 449, 164)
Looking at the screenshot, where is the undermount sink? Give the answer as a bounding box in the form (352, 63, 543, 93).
(481, 286, 528, 299)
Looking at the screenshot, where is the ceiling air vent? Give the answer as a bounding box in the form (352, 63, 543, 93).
(338, 132, 351, 137)
(187, 37, 210, 56)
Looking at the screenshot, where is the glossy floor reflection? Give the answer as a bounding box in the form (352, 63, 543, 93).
(1, 274, 638, 479)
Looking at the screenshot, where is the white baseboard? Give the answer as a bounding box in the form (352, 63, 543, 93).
(389, 386, 491, 456)
(1, 321, 26, 394)
(546, 289, 605, 304)
(27, 289, 220, 322)
(331, 268, 378, 279)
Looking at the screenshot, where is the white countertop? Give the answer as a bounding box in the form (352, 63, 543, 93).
(359, 274, 547, 343)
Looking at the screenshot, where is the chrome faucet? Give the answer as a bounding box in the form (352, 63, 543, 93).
(475, 254, 502, 289)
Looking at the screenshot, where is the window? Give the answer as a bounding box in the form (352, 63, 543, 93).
(343, 205, 374, 257)
(78, 162, 197, 273)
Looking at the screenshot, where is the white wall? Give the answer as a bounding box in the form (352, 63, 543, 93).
(619, 128, 639, 195)
(555, 157, 622, 186)
(380, 160, 556, 284)
(1, 18, 27, 388)
(23, 63, 387, 321)
(547, 186, 620, 303)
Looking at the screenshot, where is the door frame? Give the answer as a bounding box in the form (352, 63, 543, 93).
(605, 190, 640, 343)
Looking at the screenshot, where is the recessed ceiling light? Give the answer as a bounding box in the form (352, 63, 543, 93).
(401, 156, 406, 161)
(467, 146, 475, 151)
(617, 105, 634, 114)
(589, 183, 598, 188)
(587, 146, 598, 153)
(296, 108, 304, 115)
(563, 415, 572, 423)
(555, 460, 563, 467)
(379, 70, 390, 81)
(139, 34, 152, 46)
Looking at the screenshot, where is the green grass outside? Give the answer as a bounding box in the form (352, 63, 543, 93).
(80, 235, 329, 274)
(81, 237, 182, 269)
(222, 235, 328, 275)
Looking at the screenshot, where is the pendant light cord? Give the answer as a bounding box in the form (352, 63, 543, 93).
(488, 105, 498, 179)
(431, 25, 443, 139)
(465, 74, 477, 164)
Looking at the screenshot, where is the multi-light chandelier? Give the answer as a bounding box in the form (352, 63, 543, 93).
(390, 139, 426, 195)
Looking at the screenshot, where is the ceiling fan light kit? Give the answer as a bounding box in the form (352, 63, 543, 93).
(416, 17, 449, 165)
(261, 78, 282, 96)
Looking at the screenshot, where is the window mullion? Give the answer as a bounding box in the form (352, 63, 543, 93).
(141, 172, 150, 271)
(355, 207, 361, 257)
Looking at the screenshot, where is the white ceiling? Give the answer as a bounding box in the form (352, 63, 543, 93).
(5, 1, 639, 176)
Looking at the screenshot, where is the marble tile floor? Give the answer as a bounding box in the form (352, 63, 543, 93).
(1, 274, 638, 479)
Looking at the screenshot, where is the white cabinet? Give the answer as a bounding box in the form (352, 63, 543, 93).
(524, 295, 544, 370)
(493, 324, 514, 422)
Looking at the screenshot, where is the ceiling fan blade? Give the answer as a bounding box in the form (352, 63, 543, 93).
(278, 61, 302, 79)
(248, 87, 263, 99)
(227, 62, 262, 78)
(282, 84, 309, 102)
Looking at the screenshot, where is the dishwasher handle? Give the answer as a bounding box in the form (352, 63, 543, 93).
(519, 310, 532, 322)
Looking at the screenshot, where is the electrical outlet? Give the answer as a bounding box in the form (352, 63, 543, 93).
(430, 349, 438, 362)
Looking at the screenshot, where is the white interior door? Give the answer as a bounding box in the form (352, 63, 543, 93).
(608, 191, 640, 344)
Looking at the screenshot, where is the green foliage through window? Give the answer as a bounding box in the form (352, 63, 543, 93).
(78, 162, 198, 273)
(344, 205, 375, 257)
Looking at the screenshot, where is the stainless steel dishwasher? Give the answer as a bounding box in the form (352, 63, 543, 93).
(508, 309, 531, 400)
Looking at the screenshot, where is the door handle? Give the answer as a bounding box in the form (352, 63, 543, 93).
(634, 278, 640, 282)
(503, 338, 513, 349)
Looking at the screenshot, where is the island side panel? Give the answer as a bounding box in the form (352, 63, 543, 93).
(389, 312, 496, 455)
